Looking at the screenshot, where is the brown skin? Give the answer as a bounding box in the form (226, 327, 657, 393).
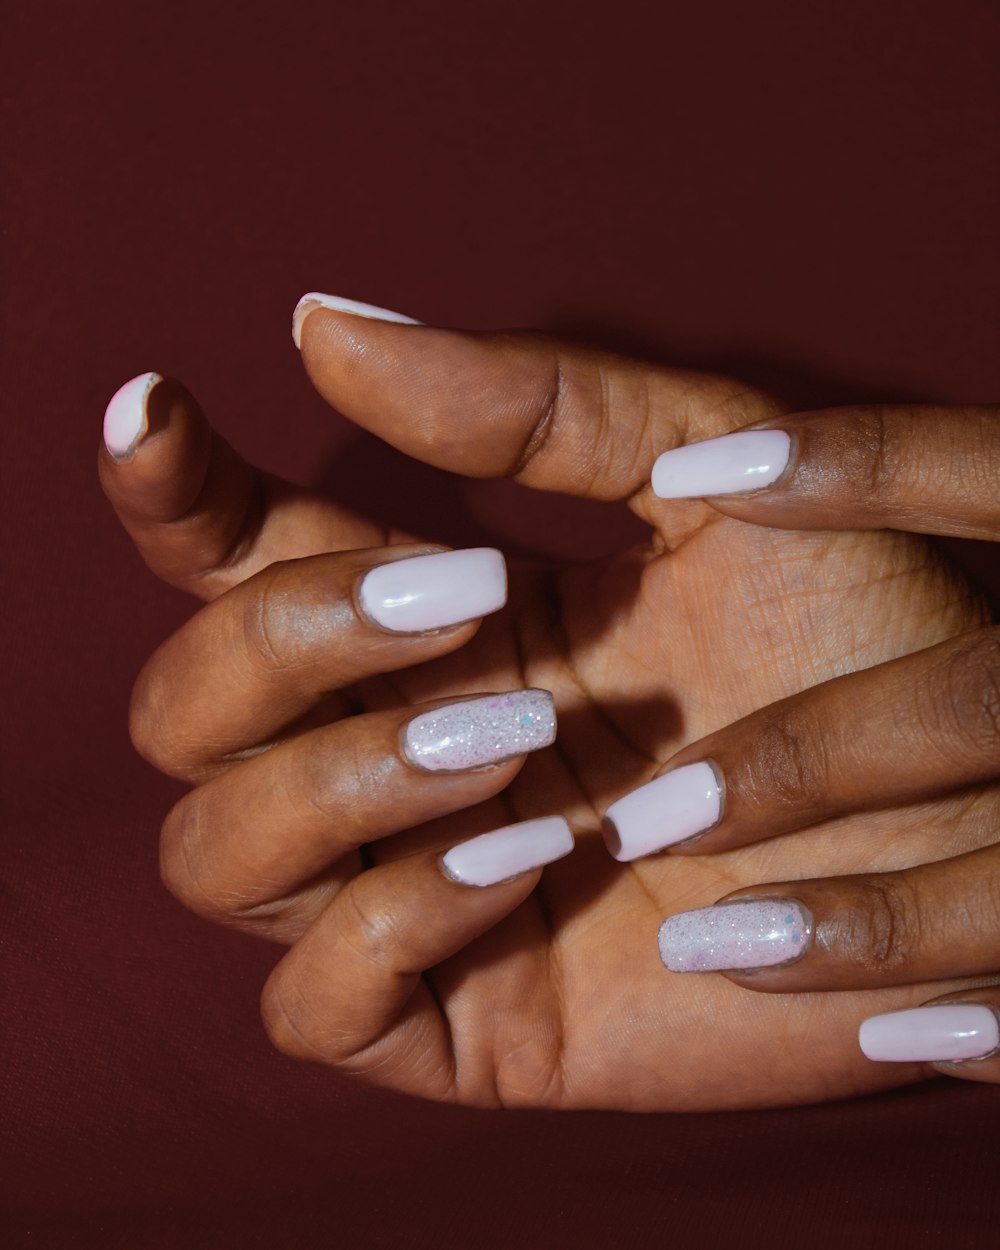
(99, 315, 998, 1109)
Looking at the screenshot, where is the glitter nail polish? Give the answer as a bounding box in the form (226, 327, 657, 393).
(403, 689, 556, 772)
(658, 898, 811, 972)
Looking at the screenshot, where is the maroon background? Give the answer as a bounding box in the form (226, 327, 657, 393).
(3, 1, 999, 1246)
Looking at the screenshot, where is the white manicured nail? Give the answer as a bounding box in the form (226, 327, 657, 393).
(358, 548, 507, 633)
(102, 372, 162, 460)
(440, 816, 574, 887)
(658, 899, 811, 972)
(291, 292, 421, 348)
(859, 1004, 1000, 1063)
(602, 762, 722, 861)
(404, 689, 556, 772)
(651, 429, 792, 499)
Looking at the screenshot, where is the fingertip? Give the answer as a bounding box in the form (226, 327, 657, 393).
(291, 291, 422, 349)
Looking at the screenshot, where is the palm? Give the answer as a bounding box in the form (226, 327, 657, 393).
(380, 507, 985, 1110)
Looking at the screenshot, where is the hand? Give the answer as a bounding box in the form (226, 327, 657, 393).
(99, 303, 991, 1109)
(606, 407, 1000, 1084)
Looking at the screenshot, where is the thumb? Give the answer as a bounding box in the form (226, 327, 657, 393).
(293, 293, 782, 508)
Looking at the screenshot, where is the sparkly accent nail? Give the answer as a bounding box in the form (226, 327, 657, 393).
(859, 1004, 1000, 1063)
(358, 548, 507, 633)
(440, 816, 574, 887)
(103, 371, 162, 459)
(602, 761, 722, 861)
(291, 292, 421, 348)
(403, 689, 556, 772)
(658, 899, 811, 972)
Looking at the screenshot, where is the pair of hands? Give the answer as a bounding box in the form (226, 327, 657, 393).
(99, 298, 1000, 1110)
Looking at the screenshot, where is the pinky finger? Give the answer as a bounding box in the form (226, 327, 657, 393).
(260, 816, 573, 1104)
(859, 992, 1000, 1083)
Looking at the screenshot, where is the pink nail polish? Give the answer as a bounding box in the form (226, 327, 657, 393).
(658, 899, 811, 972)
(404, 689, 556, 772)
(358, 548, 507, 633)
(602, 762, 722, 861)
(651, 429, 792, 499)
(440, 816, 574, 887)
(859, 1004, 1000, 1063)
(291, 292, 421, 348)
(103, 372, 162, 460)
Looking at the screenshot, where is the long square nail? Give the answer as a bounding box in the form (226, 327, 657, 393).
(658, 899, 811, 972)
(859, 1004, 1000, 1062)
(440, 816, 574, 887)
(603, 762, 722, 860)
(404, 689, 556, 772)
(651, 429, 791, 499)
(359, 548, 507, 633)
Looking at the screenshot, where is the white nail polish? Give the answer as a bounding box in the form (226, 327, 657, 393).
(859, 1004, 1000, 1063)
(602, 762, 722, 861)
(102, 372, 162, 460)
(658, 899, 812, 972)
(440, 816, 574, 887)
(651, 429, 792, 499)
(404, 689, 556, 772)
(291, 292, 422, 348)
(358, 548, 507, 634)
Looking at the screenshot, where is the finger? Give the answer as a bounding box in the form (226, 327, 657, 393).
(293, 294, 784, 511)
(655, 838, 1000, 992)
(159, 689, 556, 935)
(99, 372, 386, 600)
(859, 991, 1000, 1083)
(602, 626, 1000, 860)
(131, 545, 508, 781)
(649, 404, 1000, 541)
(259, 816, 574, 1102)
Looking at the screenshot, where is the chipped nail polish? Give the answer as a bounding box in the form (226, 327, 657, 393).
(440, 816, 574, 887)
(658, 898, 811, 972)
(404, 689, 556, 772)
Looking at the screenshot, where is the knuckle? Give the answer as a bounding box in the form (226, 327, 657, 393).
(841, 875, 919, 976)
(239, 563, 301, 681)
(740, 705, 828, 814)
(933, 632, 1000, 757)
(851, 407, 897, 499)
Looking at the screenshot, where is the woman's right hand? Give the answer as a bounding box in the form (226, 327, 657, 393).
(99, 304, 992, 1110)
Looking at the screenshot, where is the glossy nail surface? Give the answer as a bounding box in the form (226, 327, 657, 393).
(859, 1004, 1000, 1063)
(404, 689, 555, 772)
(651, 429, 792, 499)
(603, 761, 721, 861)
(440, 816, 574, 887)
(292, 291, 421, 348)
(103, 372, 161, 459)
(658, 899, 810, 972)
(359, 548, 507, 633)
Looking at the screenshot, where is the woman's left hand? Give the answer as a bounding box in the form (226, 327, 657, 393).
(622, 405, 1000, 1083)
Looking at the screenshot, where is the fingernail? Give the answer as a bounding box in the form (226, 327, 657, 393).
(358, 548, 507, 633)
(651, 429, 792, 499)
(103, 372, 162, 460)
(292, 291, 421, 348)
(440, 816, 574, 887)
(859, 1004, 1000, 1063)
(602, 761, 722, 861)
(404, 689, 556, 772)
(658, 899, 811, 972)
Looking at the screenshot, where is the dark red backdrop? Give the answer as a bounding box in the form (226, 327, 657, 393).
(3, 1, 999, 1246)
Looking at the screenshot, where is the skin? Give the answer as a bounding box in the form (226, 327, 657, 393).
(99, 313, 999, 1110)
